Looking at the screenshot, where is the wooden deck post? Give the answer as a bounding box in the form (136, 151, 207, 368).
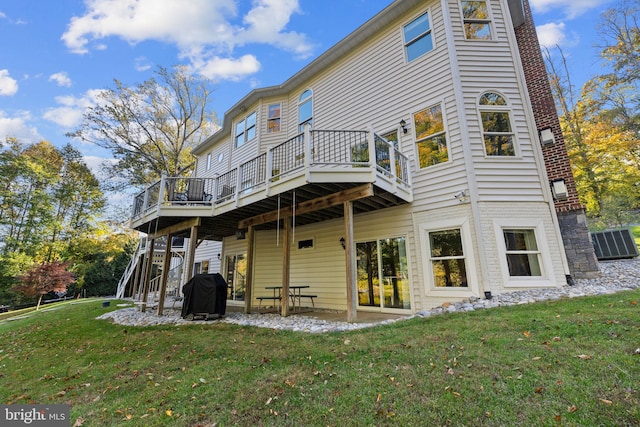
(185, 225, 199, 281)
(244, 225, 255, 314)
(156, 233, 173, 316)
(344, 201, 357, 322)
(140, 237, 155, 313)
(281, 216, 291, 317)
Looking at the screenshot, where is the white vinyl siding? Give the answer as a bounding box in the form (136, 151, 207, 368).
(448, 0, 547, 202)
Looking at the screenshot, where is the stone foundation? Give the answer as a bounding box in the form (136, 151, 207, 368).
(557, 209, 600, 279)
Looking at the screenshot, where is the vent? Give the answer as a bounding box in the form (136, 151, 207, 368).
(591, 229, 639, 260)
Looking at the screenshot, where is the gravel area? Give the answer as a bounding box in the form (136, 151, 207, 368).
(97, 258, 640, 333)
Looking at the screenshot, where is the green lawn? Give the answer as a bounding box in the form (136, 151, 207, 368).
(631, 225, 640, 250)
(1, 295, 639, 426)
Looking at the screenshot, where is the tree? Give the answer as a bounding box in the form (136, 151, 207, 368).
(12, 261, 75, 310)
(0, 140, 105, 260)
(68, 66, 217, 189)
(543, 1, 640, 223)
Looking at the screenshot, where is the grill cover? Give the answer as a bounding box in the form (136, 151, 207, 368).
(181, 273, 228, 319)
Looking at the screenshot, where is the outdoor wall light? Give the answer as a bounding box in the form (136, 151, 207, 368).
(551, 179, 568, 199)
(539, 127, 555, 146)
(453, 190, 468, 203)
(399, 119, 408, 134)
(340, 237, 346, 250)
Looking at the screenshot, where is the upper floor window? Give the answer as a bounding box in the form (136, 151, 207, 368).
(403, 12, 433, 62)
(206, 153, 212, 170)
(461, 0, 492, 40)
(479, 92, 515, 156)
(267, 103, 281, 133)
(235, 111, 257, 148)
(414, 103, 448, 168)
(298, 90, 313, 131)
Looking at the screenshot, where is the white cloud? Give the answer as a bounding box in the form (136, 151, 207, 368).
(530, 0, 612, 19)
(134, 56, 152, 72)
(43, 89, 104, 129)
(61, 0, 313, 81)
(49, 71, 73, 87)
(0, 69, 18, 96)
(536, 22, 567, 48)
(0, 110, 42, 143)
(192, 54, 261, 81)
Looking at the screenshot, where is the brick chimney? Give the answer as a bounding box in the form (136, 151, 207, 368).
(514, 0, 599, 279)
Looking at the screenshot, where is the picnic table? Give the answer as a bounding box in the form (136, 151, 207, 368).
(257, 285, 316, 313)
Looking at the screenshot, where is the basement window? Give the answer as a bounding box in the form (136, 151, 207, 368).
(297, 238, 314, 250)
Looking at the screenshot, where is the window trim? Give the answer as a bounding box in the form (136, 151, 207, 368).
(493, 219, 556, 288)
(420, 218, 478, 298)
(235, 111, 257, 148)
(477, 91, 518, 157)
(460, 0, 493, 40)
(413, 101, 451, 169)
(403, 10, 435, 62)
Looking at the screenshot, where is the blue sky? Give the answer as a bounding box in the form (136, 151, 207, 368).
(0, 0, 616, 200)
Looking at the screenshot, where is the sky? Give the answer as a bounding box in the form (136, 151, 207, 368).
(0, 0, 617, 210)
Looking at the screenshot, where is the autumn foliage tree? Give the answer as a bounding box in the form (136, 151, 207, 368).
(13, 261, 75, 310)
(544, 0, 640, 226)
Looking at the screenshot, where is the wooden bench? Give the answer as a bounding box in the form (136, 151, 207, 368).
(256, 295, 282, 309)
(294, 294, 317, 308)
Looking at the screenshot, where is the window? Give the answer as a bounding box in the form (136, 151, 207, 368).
(235, 111, 257, 148)
(414, 103, 448, 168)
(297, 238, 314, 250)
(404, 12, 433, 62)
(429, 229, 468, 287)
(206, 153, 212, 170)
(298, 90, 313, 131)
(267, 103, 281, 133)
(503, 229, 542, 276)
(461, 0, 492, 39)
(479, 92, 515, 156)
(381, 130, 399, 148)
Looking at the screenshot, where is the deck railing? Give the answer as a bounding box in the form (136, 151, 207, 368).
(131, 128, 411, 219)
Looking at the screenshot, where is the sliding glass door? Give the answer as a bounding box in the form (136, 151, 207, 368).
(356, 237, 410, 310)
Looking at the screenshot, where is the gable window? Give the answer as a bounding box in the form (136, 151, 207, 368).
(414, 103, 448, 168)
(429, 229, 468, 287)
(267, 103, 281, 133)
(403, 12, 433, 62)
(479, 92, 515, 156)
(461, 0, 492, 39)
(235, 111, 257, 148)
(298, 90, 313, 132)
(503, 229, 542, 276)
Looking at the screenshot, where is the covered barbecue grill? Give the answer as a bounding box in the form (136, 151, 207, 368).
(181, 273, 228, 320)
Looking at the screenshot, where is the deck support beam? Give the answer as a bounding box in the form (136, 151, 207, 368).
(280, 217, 292, 317)
(244, 225, 255, 314)
(156, 233, 173, 316)
(344, 201, 357, 322)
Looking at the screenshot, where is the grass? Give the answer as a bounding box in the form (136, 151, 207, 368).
(631, 225, 640, 250)
(1, 294, 639, 426)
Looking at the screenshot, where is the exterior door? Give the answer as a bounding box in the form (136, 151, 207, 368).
(225, 254, 246, 301)
(356, 237, 410, 310)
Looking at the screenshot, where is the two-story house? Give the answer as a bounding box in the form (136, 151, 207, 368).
(120, 0, 599, 321)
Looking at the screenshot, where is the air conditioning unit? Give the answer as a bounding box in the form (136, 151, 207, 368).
(591, 229, 639, 260)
